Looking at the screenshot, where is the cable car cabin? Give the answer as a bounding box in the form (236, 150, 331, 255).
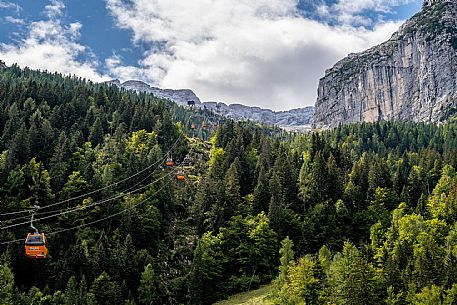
(191, 124, 195, 130)
(25, 233, 48, 259)
(166, 158, 174, 167)
(176, 171, 186, 181)
(202, 121, 207, 129)
(183, 155, 193, 167)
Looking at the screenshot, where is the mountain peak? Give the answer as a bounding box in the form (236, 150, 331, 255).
(423, 0, 451, 7)
(107, 79, 314, 131)
(314, 0, 457, 128)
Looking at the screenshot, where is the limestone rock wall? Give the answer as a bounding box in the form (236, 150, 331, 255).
(314, 0, 457, 128)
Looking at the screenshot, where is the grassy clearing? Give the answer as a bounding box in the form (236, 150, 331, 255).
(213, 285, 274, 305)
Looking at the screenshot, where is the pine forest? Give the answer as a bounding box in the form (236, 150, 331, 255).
(1, 65, 457, 305)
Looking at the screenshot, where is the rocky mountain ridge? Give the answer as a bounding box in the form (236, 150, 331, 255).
(314, 0, 457, 128)
(107, 79, 314, 130)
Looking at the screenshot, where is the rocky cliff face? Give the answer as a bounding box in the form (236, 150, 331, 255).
(314, 0, 457, 128)
(108, 80, 314, 131)
(207, 103, 314, 130)
(115, 80, 201, 104)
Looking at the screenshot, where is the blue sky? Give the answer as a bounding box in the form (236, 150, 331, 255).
(0, 0, 143, 68)
(0, 0, 422, 110)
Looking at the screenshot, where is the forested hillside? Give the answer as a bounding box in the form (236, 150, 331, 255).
(0, 64, 457, 305)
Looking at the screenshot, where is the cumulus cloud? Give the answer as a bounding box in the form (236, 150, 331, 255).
(0, 1, 21, 12)
(333, 0, 416, 14)
(106, 0, 406, 109)
(44, 0, 65, 18)
(0, 0, 414, 110)
(0, 0, 108, 82)
(4, 16, 24, 24)
(320, 0, 418, 26)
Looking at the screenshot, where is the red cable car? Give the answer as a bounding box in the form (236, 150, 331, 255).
(176, 171, 186, 181)
(166, 155, 174, 167)
(25, 232, 48, 259)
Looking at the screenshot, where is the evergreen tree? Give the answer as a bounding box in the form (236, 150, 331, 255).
(0, 263, 14, 305)
(252, 163, 270, 214)
(65, 276, 79, 305)
(276, 237, 294, 288)
(138, 264, 158, 305)
(224, 158, 242, 219)
(89, 117, 104, 147)
(90, 272, 121, 305)
(268, 172, 283, 234)
(6, 123, 30, 169)
(50, 131, 70, 191)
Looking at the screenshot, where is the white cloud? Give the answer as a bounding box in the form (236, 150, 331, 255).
(106, 0, 406, 110)
(320, 0, 418, 26)
(0, 1, 21, 12)
(333, 0, 415, 14)
(44, 0, 65, 18)
(4, 16, 24, 24)
(0, 0, 108, 82)
(0, 0, 415, 110)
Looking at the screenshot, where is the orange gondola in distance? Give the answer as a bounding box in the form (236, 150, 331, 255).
(166, 154, 174, 167)
(202, 121, 207, 130)
(191, 123, 195, 130)
(25, 232, 48, 259)
(176, 170, 186, 181)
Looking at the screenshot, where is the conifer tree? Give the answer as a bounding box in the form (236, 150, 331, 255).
(252, 163, 270, 214)
(225, 158, 242, 219)
(89, 117, 104, 147)
(138, 264, 158, 305)
(0, 263, 14, 305)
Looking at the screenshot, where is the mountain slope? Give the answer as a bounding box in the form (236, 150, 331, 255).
(108, 80, 314, 130)
(105, 79, 202, 104)
(314, 0, 457, 128)
(2, 63, 457, 305)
